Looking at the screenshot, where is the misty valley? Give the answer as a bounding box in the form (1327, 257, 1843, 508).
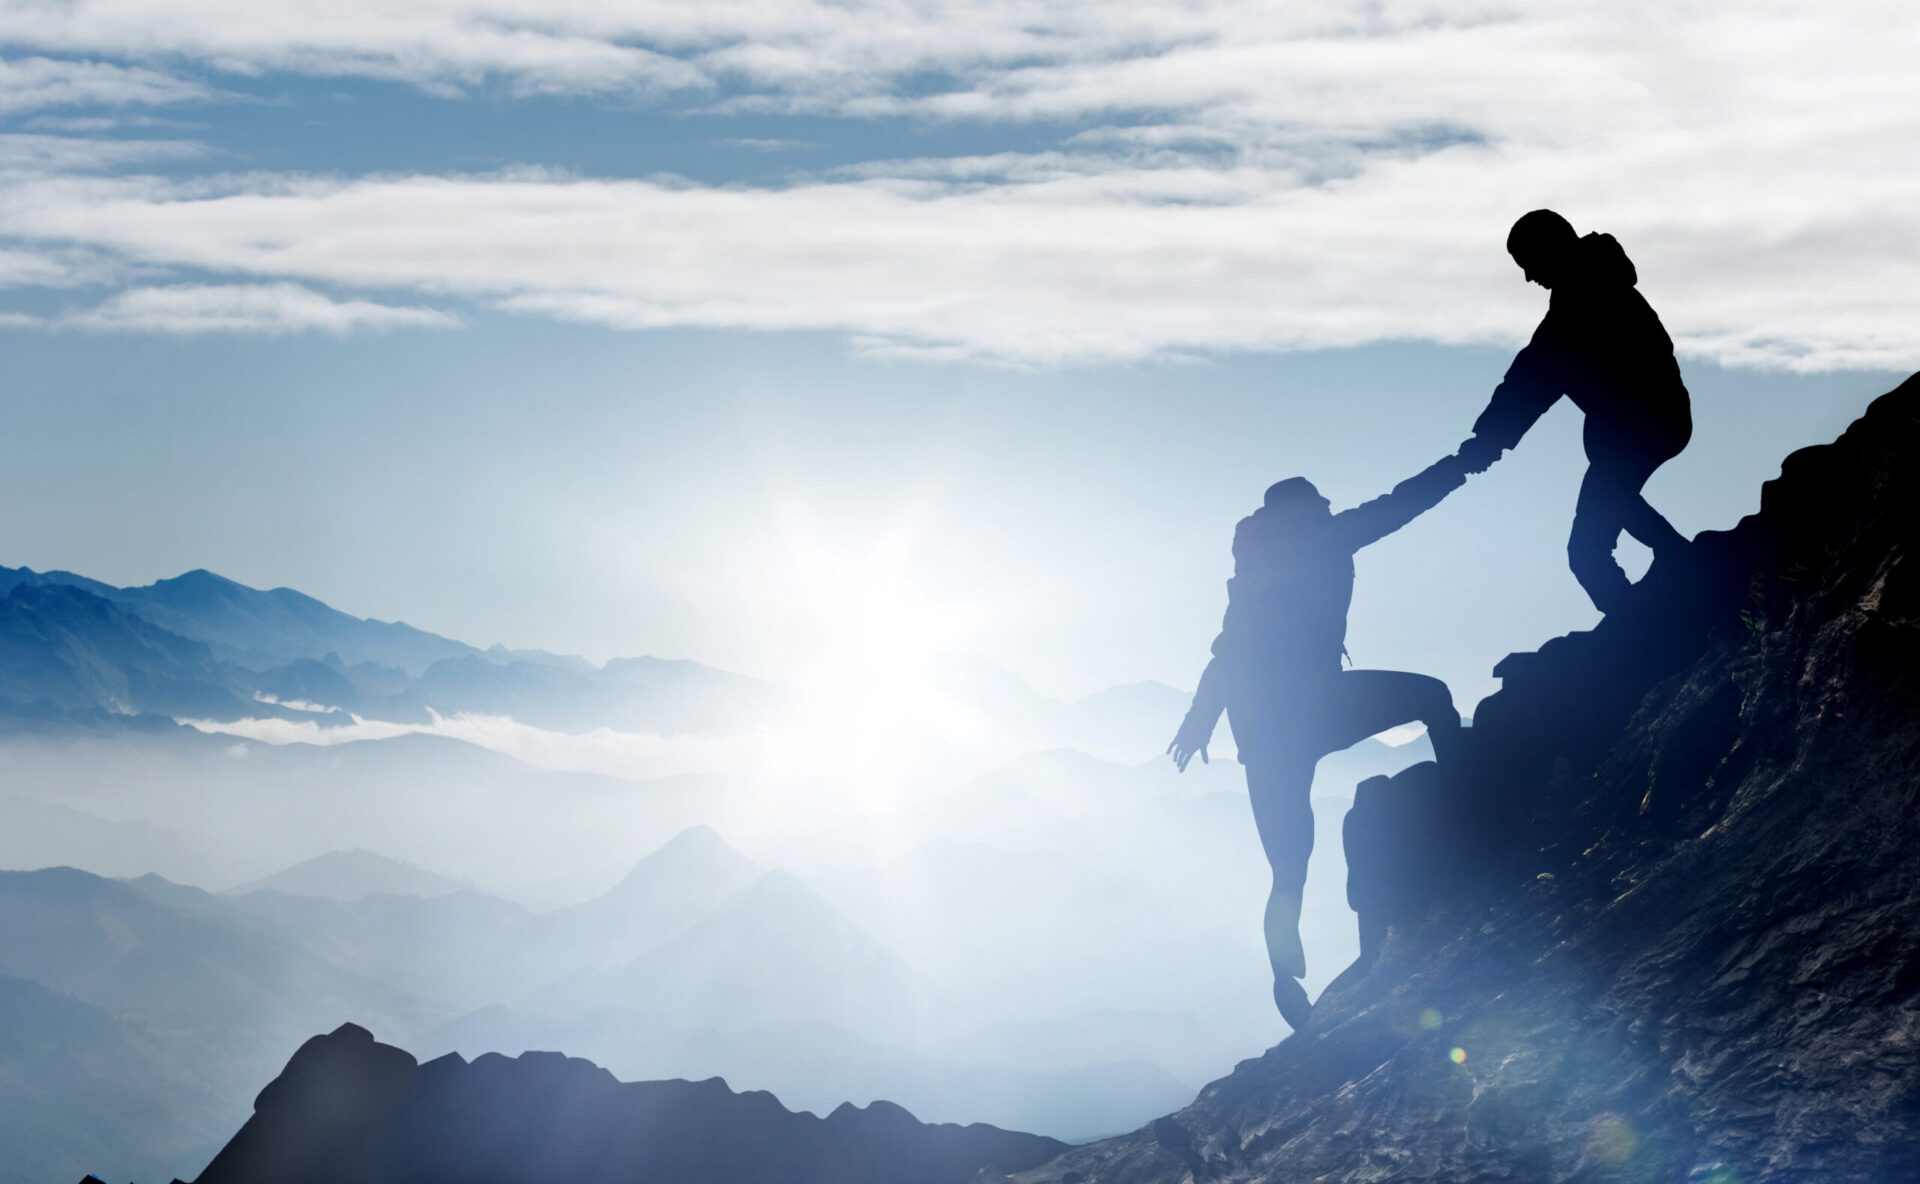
(0, 565, 1429, 1184)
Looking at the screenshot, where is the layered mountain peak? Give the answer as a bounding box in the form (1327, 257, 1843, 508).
(614, 824, 758, 884)
(226, 849, 477, 902)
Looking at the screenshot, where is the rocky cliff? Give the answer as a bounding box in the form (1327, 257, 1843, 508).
(1006, 377, 1920, 1182)
(185, 1022, 1067, 1184)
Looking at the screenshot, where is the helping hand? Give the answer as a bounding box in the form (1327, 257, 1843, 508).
(1457, 435, 1504, 475)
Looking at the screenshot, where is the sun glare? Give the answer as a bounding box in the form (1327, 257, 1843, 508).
(753, 503, 1003, 825)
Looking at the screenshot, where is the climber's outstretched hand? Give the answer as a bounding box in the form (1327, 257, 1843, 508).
(1167, 716, 1213, 772)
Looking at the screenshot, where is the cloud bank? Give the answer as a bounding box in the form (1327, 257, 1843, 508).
(181, 710, 771, 781)
(61, 282, 459, 335)
(0, 55, 210, 115)
(1, 2, 1917, 368)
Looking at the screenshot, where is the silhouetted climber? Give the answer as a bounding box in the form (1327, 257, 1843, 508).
(1459, 209, 1693, 614)
(1169, 455, 1469, 1030)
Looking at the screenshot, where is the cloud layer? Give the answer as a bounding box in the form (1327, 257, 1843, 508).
(0, 55, 210, 115)
(61, 282, 459, 334)
(2, 2, 1917, 366)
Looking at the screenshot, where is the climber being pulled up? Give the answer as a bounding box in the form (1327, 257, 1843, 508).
(1459, 209, 1694, 614)
(1167, 455, 1470, 1031)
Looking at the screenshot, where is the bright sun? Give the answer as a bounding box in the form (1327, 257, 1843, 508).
(755, 505, 1003, 821)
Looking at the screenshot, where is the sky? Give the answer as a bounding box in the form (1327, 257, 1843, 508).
(2, 1, 1915, 707)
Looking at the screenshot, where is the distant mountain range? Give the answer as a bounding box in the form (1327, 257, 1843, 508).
(0, 565, 785, 734)
(0, 565, 1195, 756)
(0, 566, 482, 675)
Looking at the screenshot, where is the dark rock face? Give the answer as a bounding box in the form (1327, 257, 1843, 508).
(189, 1023, 1068, 1184)
(1007, 377, 1920, 1183)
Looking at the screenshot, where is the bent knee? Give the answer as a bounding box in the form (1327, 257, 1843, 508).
(1411, 676, 1458, 723)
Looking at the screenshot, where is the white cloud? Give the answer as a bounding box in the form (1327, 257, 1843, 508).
(61, 282, 460, 335)
(0, 4, 1916, 368)
(0, 246, 73, 287)
(5, 150, 1916, 368)
(2, 5, 713, 97)
(179, 710, 773, 781)
(0, 132, 203, 173)
(717, 137, 819, 152)
(0, 55, 210, 114)
(0, 242, 138, 289)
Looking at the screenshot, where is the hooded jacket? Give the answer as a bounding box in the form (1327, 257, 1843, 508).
(1210, 455, 1467, 684)
(1471, 232, 1691, 454)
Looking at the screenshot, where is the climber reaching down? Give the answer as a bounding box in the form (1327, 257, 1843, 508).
(1459, 209, 1694, 614)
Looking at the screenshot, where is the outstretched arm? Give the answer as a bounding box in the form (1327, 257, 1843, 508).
(1168, 655, 1227, 772)
(1464, 324, 1567, 467)
(1331, 451, 1471, 553)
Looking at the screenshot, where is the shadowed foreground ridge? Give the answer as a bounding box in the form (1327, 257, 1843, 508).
(1008, 376, 1920, 1183)
(184, 1022, 1066, 1184)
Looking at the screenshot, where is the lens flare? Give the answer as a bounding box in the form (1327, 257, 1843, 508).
(1419, 1007, 1443, 1030)
(1586, 1112, 1637, 1162)
(1448, 1046, 1467, 1064)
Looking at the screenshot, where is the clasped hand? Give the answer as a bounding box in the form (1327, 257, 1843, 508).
(1456, 434, 1505, 474)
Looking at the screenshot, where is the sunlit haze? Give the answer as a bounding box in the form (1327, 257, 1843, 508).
(2, 4, 1916, 1177)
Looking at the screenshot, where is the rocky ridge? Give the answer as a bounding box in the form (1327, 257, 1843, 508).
(186, 1022, 1068, 1184)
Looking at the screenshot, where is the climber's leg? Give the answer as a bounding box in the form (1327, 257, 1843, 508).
(1574, 418, 1693, 611)
(1243, 754, 1314, 1004)
(1568, 460, 1638, 614)
(1318, 669, 1462, 768)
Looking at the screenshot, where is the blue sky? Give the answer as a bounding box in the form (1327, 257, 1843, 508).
(2, 3, 1913, 706)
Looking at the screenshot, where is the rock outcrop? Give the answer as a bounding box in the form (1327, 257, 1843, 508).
(186, 1022, 1067, 1184)
(1006, 377, 1920, 1182)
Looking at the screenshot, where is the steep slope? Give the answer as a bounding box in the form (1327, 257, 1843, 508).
(190, 1022, 1068, 1184)
(1000, 382, 1920, 1180)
